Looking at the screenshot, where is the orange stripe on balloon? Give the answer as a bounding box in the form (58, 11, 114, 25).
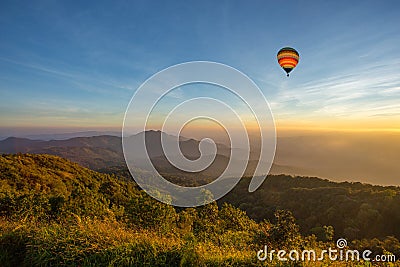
(278, 56, 299, 61)
(278, 56, 298, 61)
(279, 59, 298, 66)
(281, 64, 295, 68)
(277, 52, 299, 60)
(278, 55, 298, 60)
(278, 57, 299, 63)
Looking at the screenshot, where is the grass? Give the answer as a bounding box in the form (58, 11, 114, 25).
(1, 217, 399, 266)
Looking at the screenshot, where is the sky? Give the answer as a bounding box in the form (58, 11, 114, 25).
(0, 0, 400, 137)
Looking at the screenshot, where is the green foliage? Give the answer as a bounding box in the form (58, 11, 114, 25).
(126, 191, 177, 233)
(270, 210, 301, 248)
(219, 203, 257, 232)
(177, 208, 197, 235)
(309, 225, 334, 242)
(193, 201, 220, 242)
(0, 221, 30, 267)
(220, 175, 400, 241)
(1, 154, 400, 266)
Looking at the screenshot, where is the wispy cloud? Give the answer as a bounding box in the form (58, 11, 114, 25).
(272, 58, 400, 120)
(0, 57, 138, 95)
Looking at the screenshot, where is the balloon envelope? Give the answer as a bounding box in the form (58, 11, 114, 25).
(277, 47, 299, 77)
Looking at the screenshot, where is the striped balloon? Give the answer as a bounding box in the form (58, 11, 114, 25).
(277, 47, 299, 77)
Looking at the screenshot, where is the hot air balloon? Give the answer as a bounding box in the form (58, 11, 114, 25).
(277, 47, 299, 77)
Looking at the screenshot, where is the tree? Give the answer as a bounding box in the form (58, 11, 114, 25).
(270, 210, 301, 248)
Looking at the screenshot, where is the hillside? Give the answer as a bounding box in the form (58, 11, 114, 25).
(220, 175, 400, 240)
(1, 154, 400, 266)
(100, 161, 400, 241)
(0, 154, 250, 265)
(0, 154, 316, 266)
(2, 152, 400, 242)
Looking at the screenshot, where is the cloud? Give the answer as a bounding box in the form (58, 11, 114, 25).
(0, 57, 138, 95)
(271, 58, 400, 120)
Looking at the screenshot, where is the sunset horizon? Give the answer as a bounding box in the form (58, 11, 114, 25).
(1, 1, 400, 265)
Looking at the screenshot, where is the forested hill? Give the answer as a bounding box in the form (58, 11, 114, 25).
(2, 153, 400, 242)
(221, 175, 400, 240)
(100, 162, 400, 242)
(1, 153, 400, 266)
(0, 153, 320, 265)
(0, 153, 142, 219)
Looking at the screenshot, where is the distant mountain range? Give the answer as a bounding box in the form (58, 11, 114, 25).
(0, 131, 122, 141)
(0, 130, 301, 179)
(0, 131, 230, 169)
(2, 130, 399, 185)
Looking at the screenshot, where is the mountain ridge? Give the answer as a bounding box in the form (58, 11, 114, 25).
(0, 131, 278, 176)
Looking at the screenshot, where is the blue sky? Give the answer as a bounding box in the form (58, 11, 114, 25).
(0, 0, 399, 135)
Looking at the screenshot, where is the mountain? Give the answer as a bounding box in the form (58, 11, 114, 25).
(0, 131, 122, 141)
(5, 131, 400, 186)
(0, 137, 43, 152)
(0, 135, 123, 170)
(125, 130, 231, 159)
(0, 131, 278, 178)
(0, 135, 122, 153)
